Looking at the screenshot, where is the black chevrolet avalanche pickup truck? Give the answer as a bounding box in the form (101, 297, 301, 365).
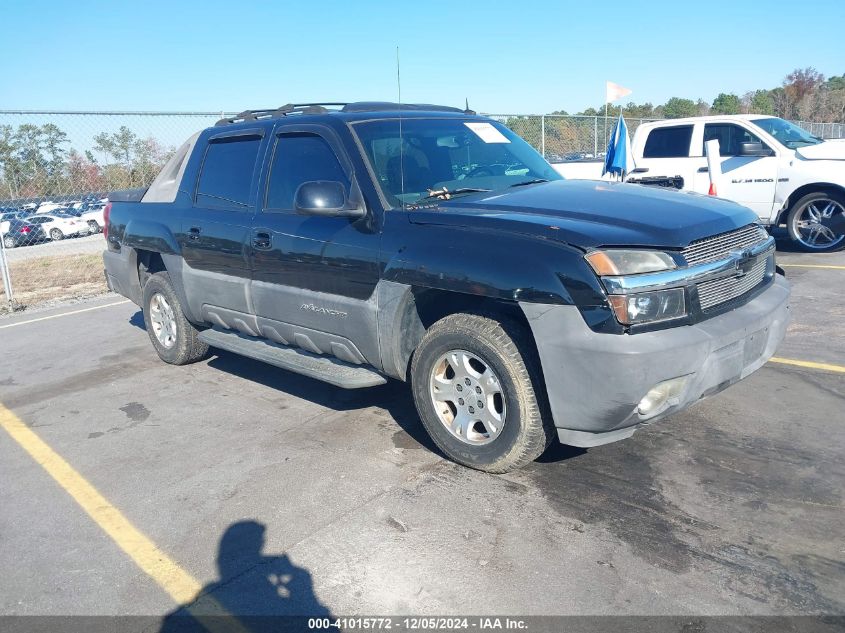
(103, 102, 790, 473)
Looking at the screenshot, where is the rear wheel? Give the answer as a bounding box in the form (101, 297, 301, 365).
(787, 191, 845, 252)
(410, 313, 554, 473)
(3, 235, 15, 249)
(50, 228, 64, 241)
(87, 220, 100, 233)
(142, 271, 208, 365)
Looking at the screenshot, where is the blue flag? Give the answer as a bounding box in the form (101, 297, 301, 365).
(603, 114, 634, 178)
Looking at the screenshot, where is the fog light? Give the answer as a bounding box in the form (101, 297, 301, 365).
(637, 376, 689, 417)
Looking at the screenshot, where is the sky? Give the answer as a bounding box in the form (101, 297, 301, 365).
(2, 0, 844, 115)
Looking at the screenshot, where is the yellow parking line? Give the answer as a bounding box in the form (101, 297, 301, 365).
(0, 300, 130, 330)
(769, 357, 845, 374)
(0, 403, 244, 630)
(780, 264, 845, 270)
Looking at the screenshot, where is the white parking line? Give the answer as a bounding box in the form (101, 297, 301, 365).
(0, 300, 131, 330)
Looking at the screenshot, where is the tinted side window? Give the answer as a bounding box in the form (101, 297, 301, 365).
(642, 126, 694, 158)
(196, 135, 261, 209)
(265, 133, 350, 211)
(703, 124, 763, 156)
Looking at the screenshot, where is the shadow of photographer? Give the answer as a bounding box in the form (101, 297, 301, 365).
(159, 520, 333, 633)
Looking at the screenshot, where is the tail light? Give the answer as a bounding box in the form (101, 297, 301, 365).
(19, 226, 31, 234)
(103, 202, 112, 240)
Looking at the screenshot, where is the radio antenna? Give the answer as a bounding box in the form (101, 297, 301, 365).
(397, 45, 405, 211)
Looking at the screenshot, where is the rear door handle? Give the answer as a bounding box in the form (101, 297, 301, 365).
(253, 231, 272, 250)
(188, 226, 201, 241)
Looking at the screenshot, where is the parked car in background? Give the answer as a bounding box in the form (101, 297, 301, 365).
(35, 201, 65, 214)
(26, 213, 91, 240)
(81, 205, 106, 233)
(1, 211, 20, 236)
(2, 219, 48, 248)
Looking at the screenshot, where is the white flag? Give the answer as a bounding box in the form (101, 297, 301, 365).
(606, 81, 632, 104)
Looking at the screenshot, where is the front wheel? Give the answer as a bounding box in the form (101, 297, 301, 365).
(87, 220, 100, 234)
(410, 313, 554, 473)
(787, 192, 845, 252)
(3, 235, 15, 249)
(142, 271, 208, 365)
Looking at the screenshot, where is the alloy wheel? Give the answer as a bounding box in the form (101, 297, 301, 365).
(429, 349, 506, 445)
(792, 198, 845, 250)
(149, 292, 178, 349)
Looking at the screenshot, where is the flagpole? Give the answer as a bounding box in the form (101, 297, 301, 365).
(619, 104, 624, 182)
(603, 100, 608, 155)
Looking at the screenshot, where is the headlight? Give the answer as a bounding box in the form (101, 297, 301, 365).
(608, 288, 686, 325)
(585, 249, 676, 275)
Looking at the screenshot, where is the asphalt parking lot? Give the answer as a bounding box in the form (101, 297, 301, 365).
(1, 240, 843, 628)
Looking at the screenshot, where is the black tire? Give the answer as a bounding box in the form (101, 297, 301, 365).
(410, 313, 555, 473)
(3, 235, 15, 249)
(50, 228, 63, 241)
(142, 271, 208, 365)
(87, 220, 100, 234)
(786, 191, 845, 252)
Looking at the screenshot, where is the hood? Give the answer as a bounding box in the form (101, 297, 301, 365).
(410, 180, 759, 249)
(795, 139, 845, 161)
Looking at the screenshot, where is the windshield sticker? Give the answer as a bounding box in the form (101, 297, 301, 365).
(464, 122, 511, 144)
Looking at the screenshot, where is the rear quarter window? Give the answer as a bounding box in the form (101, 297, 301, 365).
(642, 125, 694, 158)
(195, 135, 261, 209)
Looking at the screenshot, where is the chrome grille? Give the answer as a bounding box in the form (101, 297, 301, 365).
(697, 255, 769, 310)
(683, 224, 769, 266)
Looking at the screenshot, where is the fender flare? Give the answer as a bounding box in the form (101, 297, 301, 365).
(122, 218, 180, 255)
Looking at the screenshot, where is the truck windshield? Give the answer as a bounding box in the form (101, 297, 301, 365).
(352, 118, 561, 207)
(751, 118, 823, 149)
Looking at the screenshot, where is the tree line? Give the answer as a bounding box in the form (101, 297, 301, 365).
(572, 67, 845, 122)
(0, 124, 173, 201)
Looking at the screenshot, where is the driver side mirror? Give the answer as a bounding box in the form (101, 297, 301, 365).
(294, 181, 364, 219)
(739, 142, 773, 157)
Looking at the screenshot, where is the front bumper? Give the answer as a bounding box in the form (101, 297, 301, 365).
(520, 275, 790, 447)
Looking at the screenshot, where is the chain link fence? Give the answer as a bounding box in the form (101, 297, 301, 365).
(0, 111, 224, 311)
(792, 120, 845, 140)
(1, 110, 842, 312)
(486, 114, 660, 161)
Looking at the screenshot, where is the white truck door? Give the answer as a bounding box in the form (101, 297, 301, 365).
(692, 123, 778, 219)
(634, 124, 698, 189)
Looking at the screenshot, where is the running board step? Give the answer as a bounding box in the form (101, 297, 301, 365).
(198, 328, 387, 389)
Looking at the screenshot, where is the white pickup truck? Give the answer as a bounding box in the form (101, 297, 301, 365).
(553, 115, 845, 251)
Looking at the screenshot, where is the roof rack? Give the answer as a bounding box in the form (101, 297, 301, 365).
(215, 103, 348, 126)
(340, 102, 471, 114)
(215, 101, 475, 126)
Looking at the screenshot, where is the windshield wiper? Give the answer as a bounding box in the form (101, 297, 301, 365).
(409, 187, 491, 207)
(510, 178, 549, 187)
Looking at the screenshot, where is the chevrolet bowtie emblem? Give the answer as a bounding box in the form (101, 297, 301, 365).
(730, 248, 755, 277)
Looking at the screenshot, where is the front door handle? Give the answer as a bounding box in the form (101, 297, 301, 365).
(188, 226, 201, 241)
(698, 167, 709, 173)
(253, 231, 272, 250)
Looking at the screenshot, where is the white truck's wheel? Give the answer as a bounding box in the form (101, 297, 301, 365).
(787, 192, 845, 252)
